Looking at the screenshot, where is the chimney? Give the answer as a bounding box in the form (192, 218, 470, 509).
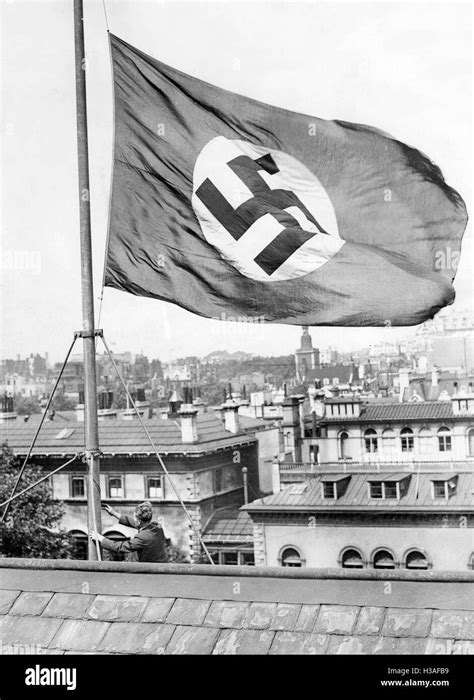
(179, 405, 198, 443)
(97, 389, 117, 420)
(431, 367, 439, 387)
(282, 396, 303, 462)
(168, 390, 183, 416)
(222, 400, 240, 434)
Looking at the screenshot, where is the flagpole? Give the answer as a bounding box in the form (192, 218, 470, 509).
(73, 0, 102, 559)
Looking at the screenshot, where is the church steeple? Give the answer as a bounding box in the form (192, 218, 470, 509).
(295, 326, 319, 381)
(299, 326, 313, 351)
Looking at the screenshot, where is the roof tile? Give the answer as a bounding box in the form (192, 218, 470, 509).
(0, 590, 21, 615)
(166, 625, 219, 655)
(51, 619, 110, 652)
(382, 609, 432, 638)
(98, 621, 175, 654)
(166, 598, 211, 627)
(86, 595, 148, 622)
(203, 600, 249, 629)
(213, 628, 275, 655)
(43, 593, 96, 619)
(9, 592, 53, 617)
(314, 605, 360, 635)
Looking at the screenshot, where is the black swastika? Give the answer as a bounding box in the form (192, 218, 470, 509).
(195, 152, 328, 275)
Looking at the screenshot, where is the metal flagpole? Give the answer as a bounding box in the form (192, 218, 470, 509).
(73, 0, 102, 559)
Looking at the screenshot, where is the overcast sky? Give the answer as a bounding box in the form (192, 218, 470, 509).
(1, 0, 472, 363)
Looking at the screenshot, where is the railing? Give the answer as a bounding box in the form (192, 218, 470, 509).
(279, 460, 474, 476)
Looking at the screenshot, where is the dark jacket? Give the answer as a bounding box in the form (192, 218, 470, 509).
(101, 515, 169, 563)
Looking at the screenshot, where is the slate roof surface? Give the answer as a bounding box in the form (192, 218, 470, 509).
(0, 413, 255, 455)
(203, 509, 254, 543)
(1, 560, 473, 655)
(245, 471, 474, 511)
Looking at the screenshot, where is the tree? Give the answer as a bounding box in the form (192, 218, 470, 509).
(0, 444, 75, 559)
(14, 395, 41, 415)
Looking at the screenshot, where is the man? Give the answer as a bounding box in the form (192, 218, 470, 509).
(89, 501, 169, 563)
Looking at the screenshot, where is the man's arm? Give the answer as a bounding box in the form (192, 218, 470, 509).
(118, 514, 137, 529)
(101, 531, 147, 555)
(102, 503, 137, 530)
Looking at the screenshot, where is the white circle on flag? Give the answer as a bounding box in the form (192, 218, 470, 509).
(191, 136, 344, 282)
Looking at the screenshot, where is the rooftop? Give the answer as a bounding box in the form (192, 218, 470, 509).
(0, 413, 256, 456)
(203, 508, 254, 544)
(316, 401, 466, 423)
(1, 558, 473, 655)
(244, 471, 474, 511)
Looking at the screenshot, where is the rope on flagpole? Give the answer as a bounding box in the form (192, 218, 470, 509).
(1, 336, 78, 524)
(0, 456, 81, 509)
(100, 334, 215, 565)
(102, 0, 110, 32)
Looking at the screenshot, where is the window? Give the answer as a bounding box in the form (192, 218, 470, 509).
(384, 481, 398, 499)
(221, 551, 238, 565)
(405, 550, 429, 570)
(401, 427, 414, 452)
(438, 427, 452, 452)
(364, 428, 378, 453)
(68, 530, 88, 560)
(418, 428, 432, 455)
(71, 476, 85, 498)
(147, 476, 163, 499)
(373, 549, 396, 569)
(240, 551, 255, 566)
(382, 429, 396, 456)
(369, 481, 399, 499)
(338, 431, 349, 459)
(340, 548, 364, 569)
(369, 482, 383, 499)
(108, 476, 123, 498)
(431, 478, 457, 499)
(322, 482, 336, 499)
(280, 547, 304, 567)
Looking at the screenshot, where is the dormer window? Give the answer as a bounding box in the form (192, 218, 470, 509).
(369, 480, 400, 499)
(321, 476, 351, 500)
(322, 482, 336, 499)
(432, 477, 457, 500)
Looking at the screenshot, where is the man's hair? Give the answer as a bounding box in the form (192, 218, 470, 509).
(134, 501, 153, 525)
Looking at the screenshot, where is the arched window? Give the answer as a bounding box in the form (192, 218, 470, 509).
(340, 547, 365, 569)
(102, 530, 128, 562)
(103, 530, 127, 542)
(68, 530, 88, 560)
(372, 549, 397, 569)
(364, 429, 378, 453)
(437, 427, 452, 452)
(418, 428, 432, 456)
(404, 549, 430, 570)
(279, 546, 305, 568)
(338, 431, 349, 459)
(382, 429, 396, 456)
(400, 427, 414, 452)
(468, 429, 474, 457)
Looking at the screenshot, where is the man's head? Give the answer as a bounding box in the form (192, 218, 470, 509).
(133, 501, 153, 528)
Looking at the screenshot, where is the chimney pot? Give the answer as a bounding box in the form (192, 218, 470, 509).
(179, 406, 198, 443)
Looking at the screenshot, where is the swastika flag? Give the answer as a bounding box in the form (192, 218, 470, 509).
(105, 34, 468, 326)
